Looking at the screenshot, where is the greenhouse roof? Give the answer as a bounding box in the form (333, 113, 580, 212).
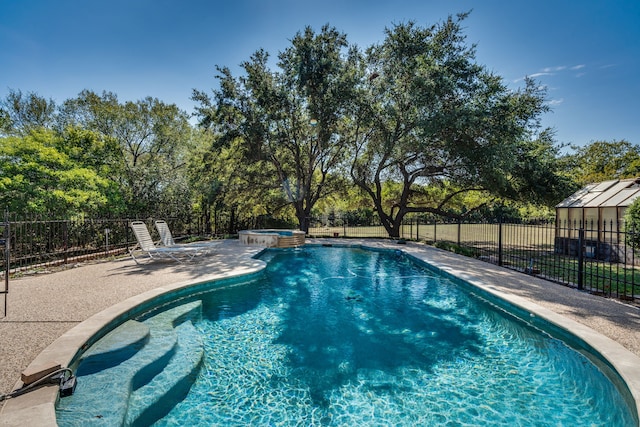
(556, 178, 640, 209)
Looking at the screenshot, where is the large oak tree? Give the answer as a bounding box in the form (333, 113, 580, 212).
(193, 25, 361, 232)
(348, 15, 568, 237)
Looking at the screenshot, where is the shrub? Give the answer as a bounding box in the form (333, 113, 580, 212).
(624, 197, 640, 252)
(433, 241, 478, 257)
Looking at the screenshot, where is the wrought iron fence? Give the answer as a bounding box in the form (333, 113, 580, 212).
(1, 213, 8, 316)
(1, 215, 201, 273)
(1, 213, 638, 304)
(440, 218, 639, 301)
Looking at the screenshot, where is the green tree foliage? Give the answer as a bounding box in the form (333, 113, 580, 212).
(0, 109, 11, 135)
(193, 25, 362, 232)
(0, 129, 114, 216)
(503, 129, 579, 206)
(188, 132, 249, 234)
(624, 196, 640, 252)
(1, 18, 609, 229)
(0, 89, 56, 136)
(566, 140, 640, 185)
(57, 126, 121, 175)
(186, 135, 227, 234)
(348, 15, 568, 237)
(187, 128, 297, 234)
(312, 184, 372, 219)
(59, 90, 194, 218)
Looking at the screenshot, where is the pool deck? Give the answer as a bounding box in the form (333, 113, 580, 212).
(0, 239, 639, 426)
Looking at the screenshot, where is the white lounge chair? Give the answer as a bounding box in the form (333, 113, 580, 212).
(129, 221, 203, 264)
(154, 220, 222, 249)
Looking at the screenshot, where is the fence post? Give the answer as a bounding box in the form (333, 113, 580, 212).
(632, 223, 636, 299)
(63, 220, 69, 264)
(126, 219, 131, 253)
(416, 217, 419, 241)
(577, 228, 585, 290)
(434, 220, 437, 243)
(498, 219, 503, 267)
(2, 209, 9, 317)
(409, 218, 413, 241)
(457, 218, 461, 246)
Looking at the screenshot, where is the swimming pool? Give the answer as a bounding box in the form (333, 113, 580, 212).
(55, 246, 637, 426)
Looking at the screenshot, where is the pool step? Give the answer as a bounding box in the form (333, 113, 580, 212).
(129, 301, 202, 391)
(56, 300, 203, 427)
(125, 319, 204, 426)
(75, 320, 150, 376)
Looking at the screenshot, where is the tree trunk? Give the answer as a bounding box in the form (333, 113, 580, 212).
(294, 201, 311, 233)
(202, 204, 211, 234)
(214, 206, 219, 235)
(380, 219, 400, 238)
(228, 206, 236, 235)
(377, 205, 405, 239)
(299, 216, 310, 234)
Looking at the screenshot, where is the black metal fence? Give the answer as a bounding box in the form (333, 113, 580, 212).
(0, 215, 201, 273)
(1, 214, 638, 304)
(1, 213, 8, 316)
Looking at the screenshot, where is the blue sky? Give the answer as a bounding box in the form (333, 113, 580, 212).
(1, 0, 639, 148)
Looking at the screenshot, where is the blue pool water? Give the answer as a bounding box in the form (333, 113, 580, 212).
(251, 229, 294, 236)
(56, 246, 636, 426)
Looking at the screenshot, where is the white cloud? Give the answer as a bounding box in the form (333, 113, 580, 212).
(528, 72, 554, 78)
(547, 98, 564, 106)
(542, 66, 567, 72)
(515, 64, 588, 83)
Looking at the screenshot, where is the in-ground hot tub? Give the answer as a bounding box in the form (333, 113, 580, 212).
(239, 229, 305, 248)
